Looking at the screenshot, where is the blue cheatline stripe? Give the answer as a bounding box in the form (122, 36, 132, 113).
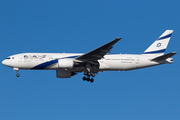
(65, 55, 80, 58)
(157, 33, 172, 41)
(32, 59, 58, 69)
(31, 55, 80, 69)
(143, 49, 166, 54)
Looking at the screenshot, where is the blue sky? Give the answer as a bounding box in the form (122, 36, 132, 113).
(0, 0, 180, 120)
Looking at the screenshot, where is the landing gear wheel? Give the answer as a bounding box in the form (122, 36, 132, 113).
(87, 78, 90, 82)
(90, 78, 94, 83)
(92, 73, 95, 77)
(83, 71, 97, 83)
(14, 68, 20, 77)
(88, 72, 91, 76)
(84, 72, 87, 75)
(83, 77, 86, 81)
(16, 73, 20, 77)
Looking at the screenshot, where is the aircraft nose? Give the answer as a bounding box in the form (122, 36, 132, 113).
(2, 60, 5, 65)
(2, 59, 10, 66)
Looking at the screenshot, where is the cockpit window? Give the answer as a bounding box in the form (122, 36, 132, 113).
(6, 57, 10, 59)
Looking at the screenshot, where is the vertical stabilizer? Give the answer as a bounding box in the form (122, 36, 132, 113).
(143, 30, 173, 56)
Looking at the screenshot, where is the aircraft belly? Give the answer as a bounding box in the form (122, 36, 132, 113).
(99, 63, 110, 70)
(103, 60, 136, 70)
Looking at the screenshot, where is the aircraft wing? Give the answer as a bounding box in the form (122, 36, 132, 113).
(75, 38, 121, 61)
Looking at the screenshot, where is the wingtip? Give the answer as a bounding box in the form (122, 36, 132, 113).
(172, 52, 178, 54)
(115, 38, 122, 40)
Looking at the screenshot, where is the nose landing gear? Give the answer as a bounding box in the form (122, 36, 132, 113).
(16, 73, 20, 77)
(13, 68, 20, 77)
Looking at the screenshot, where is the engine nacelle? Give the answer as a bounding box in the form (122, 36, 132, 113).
(56, 70, 77, 78)
(58, 59, 74, 68)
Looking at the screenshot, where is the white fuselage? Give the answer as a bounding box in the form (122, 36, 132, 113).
(1, 30, 175, 81)
(2, 53, 172, 72)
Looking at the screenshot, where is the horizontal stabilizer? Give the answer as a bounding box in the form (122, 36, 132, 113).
(151, 52, 177, 61)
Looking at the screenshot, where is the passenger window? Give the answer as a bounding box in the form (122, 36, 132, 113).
(33, 55, 37, 58)
(24, 55, 29, 59)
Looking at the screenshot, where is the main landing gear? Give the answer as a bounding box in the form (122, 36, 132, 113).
(13, 68, 20, 77)
(83, 63, 97, 83)
(82, 72, 95, 83)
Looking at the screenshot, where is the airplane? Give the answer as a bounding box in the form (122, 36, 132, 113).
(2, 30, 177, 83)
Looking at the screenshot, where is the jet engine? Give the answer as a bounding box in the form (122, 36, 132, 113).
(58, 59, 74, 68)
(56, 70, 77, 78)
